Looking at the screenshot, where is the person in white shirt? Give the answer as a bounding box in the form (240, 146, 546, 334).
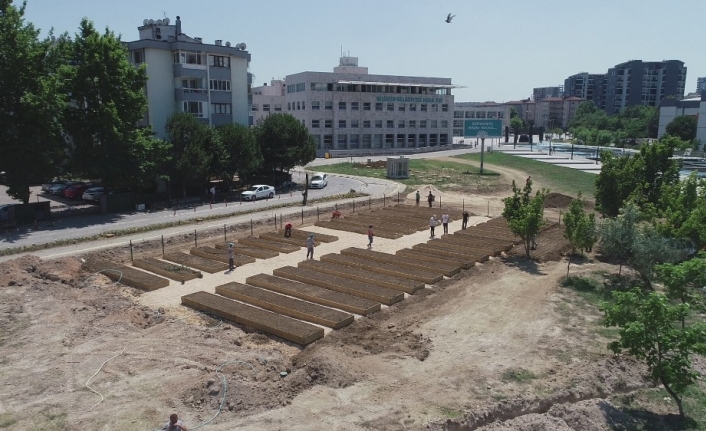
(429, 215, 437, 238)
(441, 212, 449, 234)
(162, 413, 188, 431)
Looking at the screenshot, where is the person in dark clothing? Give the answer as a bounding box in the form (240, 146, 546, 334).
(462, 210, 469, 229)
(427, 191, 433, 208)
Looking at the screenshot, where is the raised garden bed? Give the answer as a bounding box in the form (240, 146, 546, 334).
(413, 243, 490, 262)
(273, 266, 404, 306)
(426, 239, 502, 257)
(87, 259, 169, 291)
(215, 282, 354, 329)
(314, 220, 403, 239)
(445, 234, 514, 252)
(181, 291, 323, 345)
(246, 274, 380, 316)
(396, 249, 475, 270)
(340, 247, 461, 277)
(213, 242, 279, 259)
(237, 236, 300, 254)
(164, 252, 228, 274)
(259, 232, 320, 247)
(299, 259, 424, 294)
(133, 257, 202, 283)
(276, 229, 339, 243)
(319, 253, 443, 284)
(190, 247, 256, 266)
(455, 229, 521, 244)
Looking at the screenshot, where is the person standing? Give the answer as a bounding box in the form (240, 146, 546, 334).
(415, 190, 421, 206)
(441, 212, 449, 235)
(429, 214, 437, 238)
(367, 225, 374, 249)
(227, 243, 236, 272)
(462, 210, 469, 230)
(209, 186, 216, 203)
(284, 223, 292, 238)
(306, 234, 315, 259)
(162, 413, 188, 431)
(427, 191, 434, 208)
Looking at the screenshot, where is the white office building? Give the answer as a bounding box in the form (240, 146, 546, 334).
(251, 57, 461, 157)
(658, 93, 706, 145)
(125, 16, 252, 138)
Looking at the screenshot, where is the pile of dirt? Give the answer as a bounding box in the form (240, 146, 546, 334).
(354, 160, 387, 169)
(0, 255, 82, 287)
(507, 223, 571, 262)
(544, 193, 575, 209)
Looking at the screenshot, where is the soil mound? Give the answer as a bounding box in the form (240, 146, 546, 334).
(544, 193, 575, 209)
(0, 255, 82, 287)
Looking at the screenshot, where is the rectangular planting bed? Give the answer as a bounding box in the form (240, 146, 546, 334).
(395, 249, 474, 270)
(237, 237, 300, 254)
(215, 282, 354, 329)
(427, 239, 502, 257)
(164, 252, 229, 274)
(190, 247, 257, 266)
(246, 274, 380, 316)
(276, 229, 339, 243)
(299, 260, 424, 294)
(446, 234, 514, 252)
(314, 220, 403, 239)
(340, 247, 461, 277)
(213, 242, 279, 259)
(88, 260, 170, 291)
(133, 257, 202, 283)
(456, 229, 521, 244)
(319, 253, 443, 284)
(413, 243, 490, 262)
(259, 232, 321, 248)
(273, 266, 404, 306)
(181, 291, 323, 345)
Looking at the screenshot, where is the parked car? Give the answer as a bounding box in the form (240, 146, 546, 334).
(240, 185, 275, 201)
(309, 173, 328, 189)
(49, 181, 83, 195)
(42, 180, 68, 192)
(63, 184, 91, 199)
(82, 187, 105, 202)
(518, 134, 530, 143)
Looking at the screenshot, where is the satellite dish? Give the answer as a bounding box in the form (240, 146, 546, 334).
(164, 17, 170, 25)
(225, 41, 231, 47)
(148, 19, 154, 25)
(239, 43, 246, 50)
(143, 19, 149, 26)
(157, 19, 164, 25)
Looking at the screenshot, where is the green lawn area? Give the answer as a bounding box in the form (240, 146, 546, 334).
(314, 159, 501, 193)
(455, 152, 596, 198)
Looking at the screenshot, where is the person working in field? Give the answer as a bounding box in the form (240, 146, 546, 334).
(284, 223, 292, 237)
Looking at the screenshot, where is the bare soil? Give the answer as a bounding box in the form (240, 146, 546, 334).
(0, 159, 680, 431)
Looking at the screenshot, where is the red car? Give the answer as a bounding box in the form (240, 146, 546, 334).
(63, 184, 90, 199)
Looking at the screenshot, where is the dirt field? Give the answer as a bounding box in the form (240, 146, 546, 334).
(0, 162, 690, 431)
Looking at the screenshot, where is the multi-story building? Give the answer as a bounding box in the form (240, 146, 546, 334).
(604, 60, 686, 114)
(251, 79, 285, 125)
(564, 73, 607, 111)
(452, 102, 510, 137)
(532, 86, 563, 101)
(533, 97, 584, 130)
(281, 57, 460, 156)
(697, 77, 706, 93)
(125, 16, 252, 139)
(657, 93, 706, 143)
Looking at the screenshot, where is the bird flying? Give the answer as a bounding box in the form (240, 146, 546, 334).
(445, 13, 455, 23)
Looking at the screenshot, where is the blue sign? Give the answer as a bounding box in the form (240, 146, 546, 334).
(464, 119, 503, 138)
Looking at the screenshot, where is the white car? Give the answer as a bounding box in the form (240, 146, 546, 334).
(309, 173, 328, 189)
(82, 187, 105, 202)
(240, 185, 275, 201)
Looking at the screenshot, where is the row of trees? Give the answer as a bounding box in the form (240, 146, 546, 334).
(568, 101, 659, 144)
(0, 1, 316, 203)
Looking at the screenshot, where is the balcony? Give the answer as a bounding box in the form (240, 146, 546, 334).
(174, 88, 209, 101)
(173, 63, 207, 78)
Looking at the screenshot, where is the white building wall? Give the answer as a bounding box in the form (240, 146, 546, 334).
(144, 48, 175, 138)
(657, 105, 700, 138)
(231, 56, 249, 126)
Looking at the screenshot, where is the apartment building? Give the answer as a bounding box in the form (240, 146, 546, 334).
(125, 16, 252, 138)
(564, 73, 607, 111)
(605, 60, 686, 114)
(697, 77, 706, 93)
(532, 86, 563, 101)
(251, 79, 285, 125)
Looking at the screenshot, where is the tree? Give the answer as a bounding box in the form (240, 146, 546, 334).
(0, 0, 67, 203)
(594, 130, 613, 148)
(655, 256, 706, 329)
(510, 116, 524, 144)
(562, 193, 597, 275)
(600, 202, 639, 275)
(601, 288, 706, 418)
(665, 115, 697, 142)
(217, 123, 262, 189)
(659, 173, 706, 249)
(63, 19, 161, 189)
(502, 178, 548, 257)
(255, 113, 316, 174)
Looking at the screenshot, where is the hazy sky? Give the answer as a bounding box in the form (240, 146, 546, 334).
(21, 0, 706, 102)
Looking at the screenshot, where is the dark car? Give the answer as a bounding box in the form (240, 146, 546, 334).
(518, 134, 530, 143)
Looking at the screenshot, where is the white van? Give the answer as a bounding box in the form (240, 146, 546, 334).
(309, 173, 328, 189)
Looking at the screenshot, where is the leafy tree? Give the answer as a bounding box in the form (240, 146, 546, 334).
(601, 288, 706, 418)
(594, 130, 613, 148)
(216, 123, 262, 190)
(0, 0, 67, 203)
(656, 256, 706, 328)
(563, 193, 597, 275)
(510, 116, 524, 144)
(502, 178, 548, 257)
(63, 19, 160, 189)
(638, 138, 681, 209)
(665, 115, 697, 142)
(255, 113, 316, 173)
(659, 173, 706, 249)
(600, 202, 639, 275)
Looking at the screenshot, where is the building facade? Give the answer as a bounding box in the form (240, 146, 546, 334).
(564, 73, 607, 111)
(697, 77, 706, 93)
(604, 60, 686, 115)
(657, 94, 706, 144)
(279, 57, 459, 156)
(251, 79, 286, 125)
(125, 16, 252, 139)
(532, 86, 563, 101)
(533, 97, 584, 129)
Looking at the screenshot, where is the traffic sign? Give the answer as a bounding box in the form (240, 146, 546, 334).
(464, 119, 502, 138)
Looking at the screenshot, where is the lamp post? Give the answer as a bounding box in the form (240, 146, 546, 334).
(478, 131, 488, 174)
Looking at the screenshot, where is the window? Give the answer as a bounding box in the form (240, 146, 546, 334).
(351, 102, 359, 111)
(431, 103, 438, 112)
(465, 111, 474, 118)
(453, 120, 463, 128)
(312, 120, 320, 128)
(274, 104, 282, 112)
(498, 111, 504, 119)
(386, 120, 394, 128)
(337, 134, 347, 145)
(363, 102, 371, 111)
(296, 83, 305, 92)
(263, 104, 270, 112)
(325, 120, 332, 128)
(409, 120, 416, 128)
(375, 102, 383, 111)
(398, 120, 405, 128)
(454, 111, 463, 118)
(409, 103, 417, 111)
(441, 104, 448, 112)
(133, 50, 144, 64)
(183, 101, 204, 117)
(363, 134, 372, 148)
(325, 101, 333, 110)
(350, 134, 360, 147)
(209, 80, 231, 91)
(324, 135, 333, 146)
(173, 50, 204, 65)
(363, 120, 371, 128)
(431, 120, 438, 128)
(302, 101, 305, 110)
(453, 129, 463, 136)
(339, 101, 346, 110)
(420, 104, 427, 112)
(287, 84, 295, 93)
(287, 102, 291, 110)
(297, 102, 301, 110)
(351, 120, 359, 128)
(251, 104, 259, 111)
(311, 101, 320, 110)
(420, 120, 427, 128)
(441, 120, 448, 128)
(387, 103, 394, 111)
(208, 55, 230, 67)
(375, 120, 383, 128)
(398, 104, 405, 112)
(487, 111, 496, 118)
(338, 120, 346, 128)
(211, 103, 231, 115)
(476, 111, 486, 118)
(182, 78, 199, 89)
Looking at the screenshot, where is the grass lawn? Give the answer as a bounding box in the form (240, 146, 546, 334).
(314, 159, 502, 193)
(455, 152, 596, 198)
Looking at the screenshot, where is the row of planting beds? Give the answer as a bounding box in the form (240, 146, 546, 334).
(87, 259, 170, 291)
(133, 257, 202, 283)
(314, 218, 403, 239)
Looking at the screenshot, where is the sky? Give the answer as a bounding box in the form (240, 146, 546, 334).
(20, 0, 706, 102)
